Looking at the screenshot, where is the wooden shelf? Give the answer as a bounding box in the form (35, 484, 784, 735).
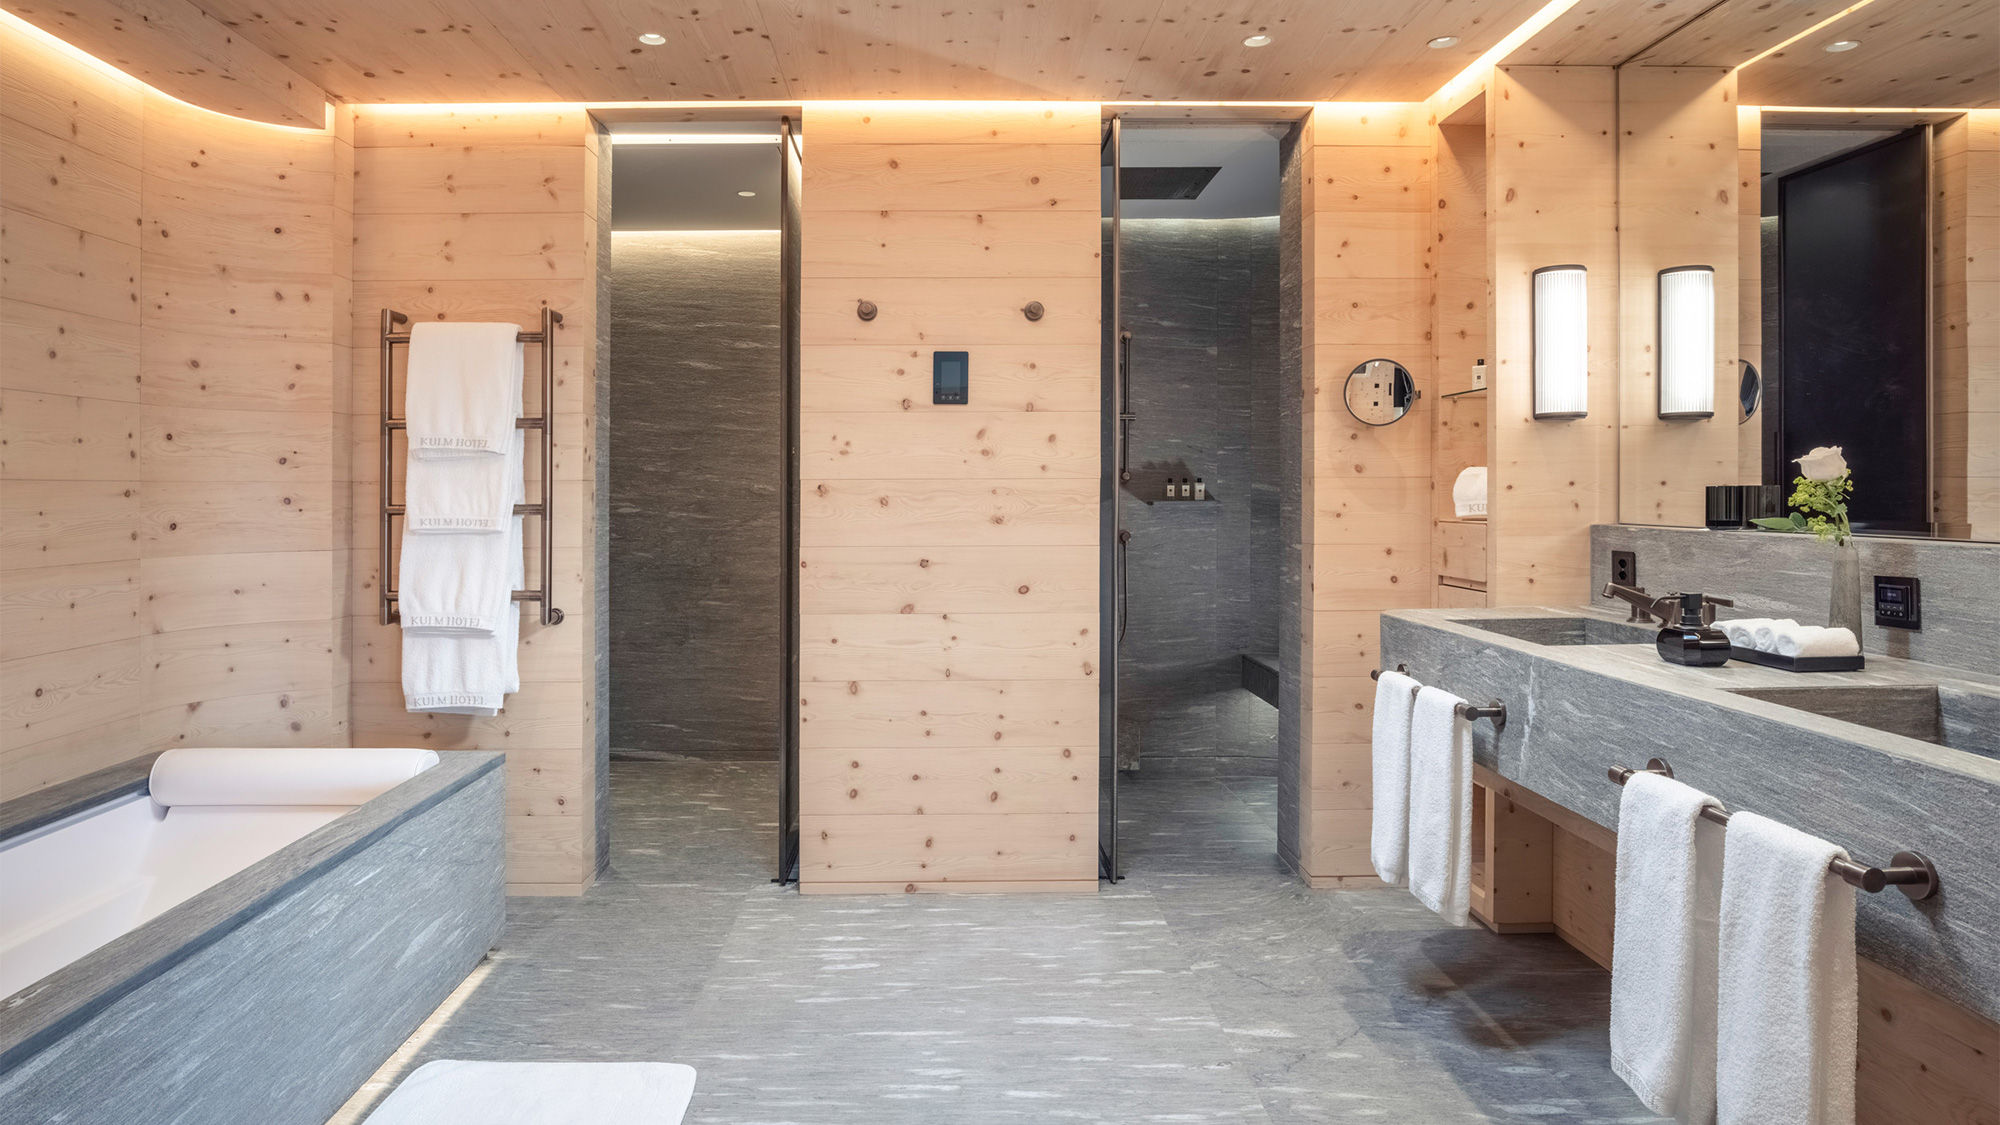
(1441, 385, 1488, 399)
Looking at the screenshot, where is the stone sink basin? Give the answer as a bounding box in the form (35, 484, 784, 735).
(1455, 615, 1656, 647)
(1725, 684, 2000, 761)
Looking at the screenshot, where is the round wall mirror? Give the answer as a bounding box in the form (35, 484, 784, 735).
(1344, 358, 1418, 426)
(1738, 359, 1761, 424)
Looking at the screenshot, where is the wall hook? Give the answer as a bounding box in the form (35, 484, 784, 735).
(1021, 300, 1045, 322)
(856, 299, 878, 321)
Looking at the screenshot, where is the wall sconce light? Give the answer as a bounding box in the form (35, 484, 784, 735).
(1532, 264, 1589, 419)
(1657, 265, 1716, 419)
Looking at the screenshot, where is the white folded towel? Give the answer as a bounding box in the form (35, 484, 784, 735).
(1751, 618, 1798, 652)
(1717, 811, 1857, 1125)
(406, 427, 523, 533)
(404, 322, 524, 460)
(1406, 686, 1473, 926)
(1717, 617, 1771, 648)
(1452, 466, 1488, 519)
(1772, 625, 1860, 660)
(402, 517, 523, 716)
(398, 432, 525, 630)
(1610, 772, 1726, 1122)
(1369, 670, 1422, 887)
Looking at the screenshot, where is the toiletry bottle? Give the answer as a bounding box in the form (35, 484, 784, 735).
(1180, 478, 1192, 499)
(1657, 591, 1731, 667)
(1193, 477, 1205, 500)
(1164, 477, 1177, 501)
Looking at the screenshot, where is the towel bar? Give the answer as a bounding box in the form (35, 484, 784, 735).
(1608, 758, 1938, 899)
(1454, 701, 1506, 723)
(1369, 666, 1506, 724)
(378, 307, 564, 627)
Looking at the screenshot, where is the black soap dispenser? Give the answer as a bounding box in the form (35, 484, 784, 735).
(1658, 592, 1731, 667)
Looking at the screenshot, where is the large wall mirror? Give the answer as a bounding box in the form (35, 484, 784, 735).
(1613, 0, 1998, 542)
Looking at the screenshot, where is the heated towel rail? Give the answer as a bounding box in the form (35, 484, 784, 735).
(378, 307, 564, 627)
(1609, 757, 1937, 898)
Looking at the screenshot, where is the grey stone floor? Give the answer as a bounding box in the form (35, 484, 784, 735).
(395, 759, 1663, 1124)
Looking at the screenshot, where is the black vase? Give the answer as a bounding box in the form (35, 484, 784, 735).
(1706, 485, 1744, 529)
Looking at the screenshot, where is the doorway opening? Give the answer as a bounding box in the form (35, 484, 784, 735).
(1101, 118, 1294, 878)
(603, 118, 803, 882)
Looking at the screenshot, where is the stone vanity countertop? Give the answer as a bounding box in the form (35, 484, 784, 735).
(1380, 604, 2000, 1021)
(1390, 604, 2000, 780)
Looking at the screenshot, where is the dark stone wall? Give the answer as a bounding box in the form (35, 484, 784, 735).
(1276, 129, 1307, 871)
(608, 232, 782, 759)
(1117, 217, 1283, 776)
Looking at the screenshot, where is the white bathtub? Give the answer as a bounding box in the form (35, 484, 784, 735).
(0, 747, 438, 999)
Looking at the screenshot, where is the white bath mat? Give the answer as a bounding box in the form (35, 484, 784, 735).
(364, 1061, 696, 1124)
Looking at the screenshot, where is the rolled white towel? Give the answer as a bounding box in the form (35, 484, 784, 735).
(1718, 618, 1771, 648)
(1773, 625, 1860, 660)
(1752, 619, 1798, 652)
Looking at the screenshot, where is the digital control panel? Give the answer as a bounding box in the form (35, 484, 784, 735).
(933, 351, 968, 405)
(1873, 575, 1920, 629)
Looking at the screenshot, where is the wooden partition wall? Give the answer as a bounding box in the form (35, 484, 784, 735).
(1616, 68, 1741, 528)
(1295, 104, 1438, 885)
(345, 107, 604, 895)
(1, 18, 349, 796)
(795, 104, 1103, 892)
(1934, 110, 2000, 540)
(1485, 67, 1621, 606)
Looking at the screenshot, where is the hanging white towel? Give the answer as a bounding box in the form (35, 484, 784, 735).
(1369, 669, 1422, 886)
(1716, 811, 1857, 1125)
(398, 431, 525, 627)
(1609, 771, 1726, 1123)
(402, 516, 523, 716)
(406, 427, 523, 533)
(404, 322, 524, 460)
(1406, 686, 1473, 926)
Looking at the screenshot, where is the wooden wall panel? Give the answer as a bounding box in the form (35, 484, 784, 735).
(1485, 67, 1621, 605)
(1737, 107, 1762, 486)
(798, 103, 1100, 891)
(1934, 111, 2000, 541)
(1431, 115, 1490, 605)
(0, 17, 347, 799)
(1616, 68, 1740, 529)
(1300, 100, 1435, 884)
(346, 107, 603, 895)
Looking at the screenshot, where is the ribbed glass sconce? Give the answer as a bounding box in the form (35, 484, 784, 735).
(1657, 265, 1716, 418)
(1532, 265, 1589, 419)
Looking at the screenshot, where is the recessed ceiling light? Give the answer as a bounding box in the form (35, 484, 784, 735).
(737, 190, 757, 197)
(636, 32, 665, 45)
(1824, 39, 1860, 52)
(1242, 34, 1271, 48)
(1428, 35, 1460, 49)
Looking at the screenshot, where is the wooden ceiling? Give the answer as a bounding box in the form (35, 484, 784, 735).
(1508, 0, 1999, 108)
(155, 0, 1555, 104)
(6, 0, 1992, 119)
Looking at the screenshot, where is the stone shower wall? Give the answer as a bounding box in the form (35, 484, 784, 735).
(608, 231, 783, 759)
(1117, 217, 1283, 775)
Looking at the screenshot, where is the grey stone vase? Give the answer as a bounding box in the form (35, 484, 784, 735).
(1828, 538, 1864, 636)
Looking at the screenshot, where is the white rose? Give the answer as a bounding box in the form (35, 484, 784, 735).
(1795, 446, 1848, 480)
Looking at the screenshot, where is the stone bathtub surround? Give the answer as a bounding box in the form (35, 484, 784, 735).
(0, 752, 505, 1124)
(1381, 606, 2000, 1022)
(1590, 524, 2000, 676)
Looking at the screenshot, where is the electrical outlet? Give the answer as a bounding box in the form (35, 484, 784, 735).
(1611, 550, 1637, 588)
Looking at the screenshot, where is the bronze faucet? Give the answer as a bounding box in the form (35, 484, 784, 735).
(1602, 583, 1735, 627)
